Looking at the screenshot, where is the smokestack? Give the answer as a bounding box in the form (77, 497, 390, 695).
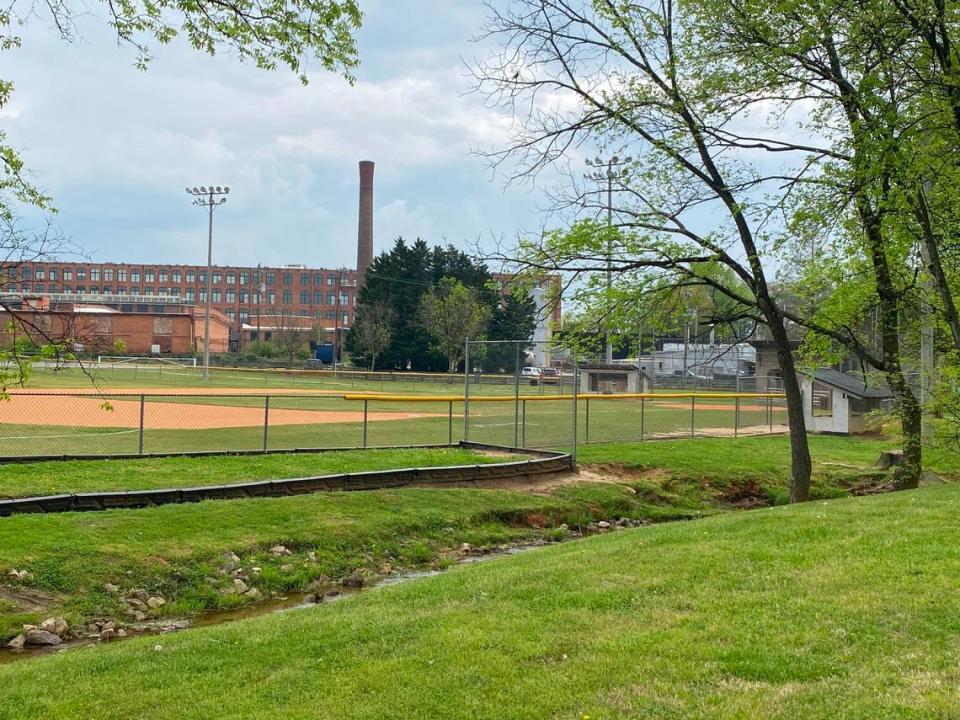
(356, 160, 374, 287)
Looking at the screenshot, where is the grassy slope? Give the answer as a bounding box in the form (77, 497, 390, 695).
(0, 447, 512, 498)
(2, 483, 959, 718)
(578, 434, 960, 502)
(0, 481, 679, 641)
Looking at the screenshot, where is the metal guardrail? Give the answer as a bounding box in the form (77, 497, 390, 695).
(0, 442, 571, 516)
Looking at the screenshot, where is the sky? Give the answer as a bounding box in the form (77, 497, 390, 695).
(2, 1, 557, 269)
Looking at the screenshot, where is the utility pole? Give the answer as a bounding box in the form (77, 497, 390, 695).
(254, 263, 262, 352)
(185, 185, 229, 381)
(585, 154, 631, 363)
(333, 266, 346, 373)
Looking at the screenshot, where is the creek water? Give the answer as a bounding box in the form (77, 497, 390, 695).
(0, 545, 540, 665)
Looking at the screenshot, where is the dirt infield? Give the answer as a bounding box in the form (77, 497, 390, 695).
(8, 387, 346, 397)
(0, 395, 439, 430)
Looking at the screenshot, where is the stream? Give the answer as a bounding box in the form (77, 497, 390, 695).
(0, 545, 540, 665)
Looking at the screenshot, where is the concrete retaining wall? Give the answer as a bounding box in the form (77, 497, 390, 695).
(0, 442, 572, 516)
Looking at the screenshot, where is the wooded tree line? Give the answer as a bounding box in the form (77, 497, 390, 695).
(473, 0, 960, 501)
(347, 238, 538, 372)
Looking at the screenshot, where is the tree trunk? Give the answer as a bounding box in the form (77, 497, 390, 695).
(888, 370, 923, 489)
(860, 197, 924, 489)
(371, 354, 377, 372)
(448, 356, 458, 374)
(764, 306, 812, 503)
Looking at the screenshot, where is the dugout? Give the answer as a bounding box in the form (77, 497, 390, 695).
(579, 363, 651, 394)
(802, 368, 892, 435)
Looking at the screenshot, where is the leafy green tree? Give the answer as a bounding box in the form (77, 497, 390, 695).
(418, 278, 492, 373)
(351, 239, 519, 371)
(350, 302, 393, 371)
(0, 0, 361, 222)
(489, 289, 537, 343)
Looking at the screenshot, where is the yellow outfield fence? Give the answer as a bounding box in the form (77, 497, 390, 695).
(341, 391, 786, 403)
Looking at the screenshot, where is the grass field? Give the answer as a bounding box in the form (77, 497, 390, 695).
(2, 478, 958, 717)
(0, 382, 787, 457)
(0, 447, 517, 498)
(1, 434, 953, 648)
(0, 479, 682, 643)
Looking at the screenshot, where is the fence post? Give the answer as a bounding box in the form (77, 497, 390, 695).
(363, 399, 368, 448)
(138, 394, 145, 455)
(571, 359, 579, 462)
(585, 397, 590, 444)
(513, 342, 521, 447)
(690, 395, 696, 437)
(448, 400, 453, 445)
(463, 339, 470, 442)
(262, 396, 270, 451)
(522, 399, 527, 448)
(734, 396, 740, 438)
(640, 396, 645, 441)
(768, 395, 773, 433)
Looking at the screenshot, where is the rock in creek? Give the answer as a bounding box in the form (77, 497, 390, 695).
(39, 617, 69, 638)
(341, 573, 365, 588)
(24, 629, 62, 647)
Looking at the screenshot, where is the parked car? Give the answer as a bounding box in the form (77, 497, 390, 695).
(539, 367, 561, 384)
(521, 366, 542, 385)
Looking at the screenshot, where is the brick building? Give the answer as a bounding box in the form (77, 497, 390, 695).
(2, 262, 357, 351)
(0, 296, 230, 355)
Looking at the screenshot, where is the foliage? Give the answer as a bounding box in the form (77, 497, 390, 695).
(417, 278, 492, 373)
(0, 0, 361, 222)
(488, 289, 537, 343)
(350, 301, 393, 371)
(350, 239, 536, 372)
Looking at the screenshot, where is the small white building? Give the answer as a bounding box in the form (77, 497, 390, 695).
(579, 363, 651, 394)
(801, 368, 892, 435)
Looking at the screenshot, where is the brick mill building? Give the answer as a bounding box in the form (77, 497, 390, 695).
(1, 262, 358, 352)
(0, 161, 560, 357)
(0, 295, 231, 356)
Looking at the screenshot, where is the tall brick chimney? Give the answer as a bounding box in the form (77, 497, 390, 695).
(356, 160, 375, 287)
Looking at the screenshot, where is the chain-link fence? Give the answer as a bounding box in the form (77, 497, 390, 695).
(464, 340, 579, 455)
(0, 391, 467, 458)
(0, 340, 787, 460)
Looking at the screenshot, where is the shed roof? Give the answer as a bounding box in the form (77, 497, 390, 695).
(811, 368, 892, 399)
(579, 363, 652, 378)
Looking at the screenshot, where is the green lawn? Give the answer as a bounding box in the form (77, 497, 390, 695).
(2, 482, 959, 717)
(0, 447, 515, 498)
(0, 478, 688, 642)
(577, 434, 960, 502)
(0, 387, 786, 457)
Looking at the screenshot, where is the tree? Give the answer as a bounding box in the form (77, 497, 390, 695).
(269, 312, 307, 363)
(351, 239, 512, 371)
(0, 0, 361, 221)
(685, 0, 954, 487)
(489, 289, 537, 343)
(0, 0, 362, 387)
(351, 302, 393, 371)
(472, 0, 814, 501)
(418, 278, 492, 373)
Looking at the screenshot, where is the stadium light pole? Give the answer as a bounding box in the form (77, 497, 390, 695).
(186, 185, 230, 381)
(585, 155, 631, 363)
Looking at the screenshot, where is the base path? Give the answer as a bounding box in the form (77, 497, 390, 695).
(8, 387, 349, 397)
(0, 395, 439, 430)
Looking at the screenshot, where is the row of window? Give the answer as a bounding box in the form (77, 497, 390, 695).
(4, 283, 351, 306)
(9, 267, 349, 287)
(236, 310, 349, 324)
